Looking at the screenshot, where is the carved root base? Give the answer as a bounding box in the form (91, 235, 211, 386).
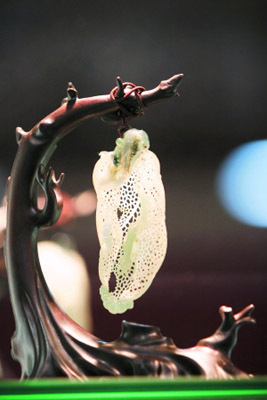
(15, 303, 254, 379)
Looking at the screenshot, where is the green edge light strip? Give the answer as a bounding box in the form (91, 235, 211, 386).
(1, 389, 267, 400)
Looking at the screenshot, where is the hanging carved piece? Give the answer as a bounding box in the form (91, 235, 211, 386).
(93, 128, 167, 314)
(4, 74, 255, 379)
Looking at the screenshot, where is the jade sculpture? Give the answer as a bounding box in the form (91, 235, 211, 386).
(4, 74, 255, 379)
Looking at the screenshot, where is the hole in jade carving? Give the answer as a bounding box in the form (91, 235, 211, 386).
(117, 208, 123, 220)
(109, 272, 117, 293)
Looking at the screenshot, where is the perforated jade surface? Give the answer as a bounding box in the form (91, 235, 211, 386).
(93, 129, 167, 313)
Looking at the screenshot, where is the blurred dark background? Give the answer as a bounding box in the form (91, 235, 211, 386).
(0, 0, 266, 377)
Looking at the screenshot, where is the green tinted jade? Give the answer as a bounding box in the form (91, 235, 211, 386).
(93, 129, 167, 314)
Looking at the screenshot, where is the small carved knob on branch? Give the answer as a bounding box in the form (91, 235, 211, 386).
(33, 165, 65, 227)
(197, 304, 255, 358)
(61, 82, 78, 105)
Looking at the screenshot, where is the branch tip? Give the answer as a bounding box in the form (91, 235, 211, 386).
(16, 127, 26, 145)
(67, 82, 78, 101)
(159, 73, 184, 95)
(115, 76, 124, 99)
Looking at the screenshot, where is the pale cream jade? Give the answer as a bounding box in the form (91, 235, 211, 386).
(93, 129, 167, 314)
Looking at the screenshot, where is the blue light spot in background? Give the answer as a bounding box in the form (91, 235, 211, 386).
(216, 140, 267, 228)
